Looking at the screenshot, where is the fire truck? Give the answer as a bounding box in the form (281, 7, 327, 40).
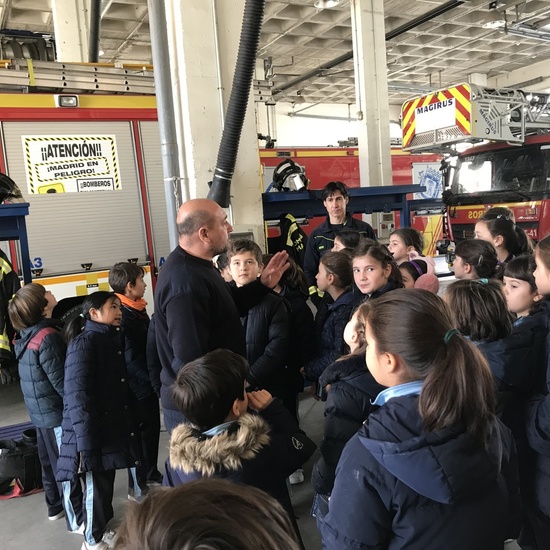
(0, 60, 166, 304)
(402, 82, 550, 242)
(259, 147, 443, 254)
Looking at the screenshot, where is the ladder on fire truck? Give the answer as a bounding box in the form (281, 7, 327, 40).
(401, 82, 550, 152)
(0, 58, 155, 95)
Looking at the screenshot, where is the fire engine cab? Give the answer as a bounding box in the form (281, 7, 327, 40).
(402, 82, 550, 243)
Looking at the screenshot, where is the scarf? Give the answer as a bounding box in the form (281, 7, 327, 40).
(115, 293, 147, 312)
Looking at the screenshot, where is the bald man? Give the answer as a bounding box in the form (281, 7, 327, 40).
(154, 199, 288, 432)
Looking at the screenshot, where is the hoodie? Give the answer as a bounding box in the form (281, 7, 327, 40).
(320, 394, 520, 550)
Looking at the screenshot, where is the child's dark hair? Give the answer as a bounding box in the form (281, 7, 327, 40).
(455, 239, 498, 279)
(399, 259, 428, 283)
(363, 289, 495, 446)
(352, 243, 403, 287)
(8, 283, 47, 331)
(389, 228, 424, 255)
(172, 349, 249, 431)
(504, 255, 537, 292)
(271, 255, 308, 297)
(109, 262, 145, 294)
(114, 479, 301, 550)
(321, 181, 349, 200)
(62, 291, 118, 344)
(537, 235, 550, 276)
(335, 230, 367, 250)
(478, 212, 531, 256)
(320, 250, 352, 289)
(445, 279, 513, 342)
(216, 253, 230, 271)
(227, 239, 263, 264)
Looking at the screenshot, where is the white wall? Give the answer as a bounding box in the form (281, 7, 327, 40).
(256, 102, 402, 147)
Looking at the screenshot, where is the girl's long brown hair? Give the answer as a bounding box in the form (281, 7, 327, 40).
(363, 289, 495, 447)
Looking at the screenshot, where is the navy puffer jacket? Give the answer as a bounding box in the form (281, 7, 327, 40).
(320, 395, 520, 550)
(56, 321, 139, 481)
(120, 304, 155, 400)
(312, 354, 385, 496)
(524, 302, 550, 516)
(304, 290, 354, 382)
(14, 318, 66, 428)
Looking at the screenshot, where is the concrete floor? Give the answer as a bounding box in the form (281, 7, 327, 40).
(0, 383, 520, 550)
(0, 383, 323, 550)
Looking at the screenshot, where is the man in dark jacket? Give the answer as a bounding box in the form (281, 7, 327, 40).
(303, 181, 376, 302)
(154, 199, 289, 432)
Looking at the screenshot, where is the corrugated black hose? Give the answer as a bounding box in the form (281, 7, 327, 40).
(207, 0, 266, 207)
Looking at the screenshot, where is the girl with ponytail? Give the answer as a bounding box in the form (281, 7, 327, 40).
(475, 207, 532, 267)
(320, 289, 520, 550)
(57, 292, 142, 550)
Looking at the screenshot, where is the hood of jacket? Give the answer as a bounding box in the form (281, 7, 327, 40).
(319, 353, 368, 387)
(14, 318, 62, 360)
(169, 413, 271, 476)
(359, 395, 505, 504)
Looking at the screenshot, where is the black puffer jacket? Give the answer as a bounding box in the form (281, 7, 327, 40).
(280, 286, 315, 391)
(240, 292, 290, 397)
(56, 321, 139, 481)
(120, 303, 156, 400)
(524, 302, 550, 517)
(13, 318, 66, 428)
(304, 290, 354, 382)
(477, 320, 545, 444)
(312, 354, 385, 496)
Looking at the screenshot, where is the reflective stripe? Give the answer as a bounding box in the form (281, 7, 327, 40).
(308, 285, 324, 298)
(0, 256, 12, 276)
(0, 331, 11, 352)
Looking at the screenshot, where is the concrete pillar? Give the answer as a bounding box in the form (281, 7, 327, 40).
(469, 73, 488, 86)
(52, 0, 90, 62)
(350, 0, 392, 187)
(166, 0, 263, 229)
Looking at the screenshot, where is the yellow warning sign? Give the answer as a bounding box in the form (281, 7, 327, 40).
(22, 135, 121, 194)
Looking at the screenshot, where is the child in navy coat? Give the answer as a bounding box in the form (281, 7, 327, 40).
(56, 292, 140, 550)
(109, 262, 162, 488)
(320, 289, 520, 549)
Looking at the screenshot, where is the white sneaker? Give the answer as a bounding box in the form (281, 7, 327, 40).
(81, 541, 109, 550)
(102, 529, 117, 548)
(289, 469, 304, 485)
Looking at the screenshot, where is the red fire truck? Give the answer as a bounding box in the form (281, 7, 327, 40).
(402, 83, 550, 242)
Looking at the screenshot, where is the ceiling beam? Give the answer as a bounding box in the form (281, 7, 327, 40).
(272, 0, 466, 95)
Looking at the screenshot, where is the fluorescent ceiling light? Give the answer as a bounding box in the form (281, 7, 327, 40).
(314, 0, 340, 8)
(506, 24, 550, 42)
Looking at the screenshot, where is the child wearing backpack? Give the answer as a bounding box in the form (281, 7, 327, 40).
(56, 291, 140, 550)
(9, 283, 82, 530)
